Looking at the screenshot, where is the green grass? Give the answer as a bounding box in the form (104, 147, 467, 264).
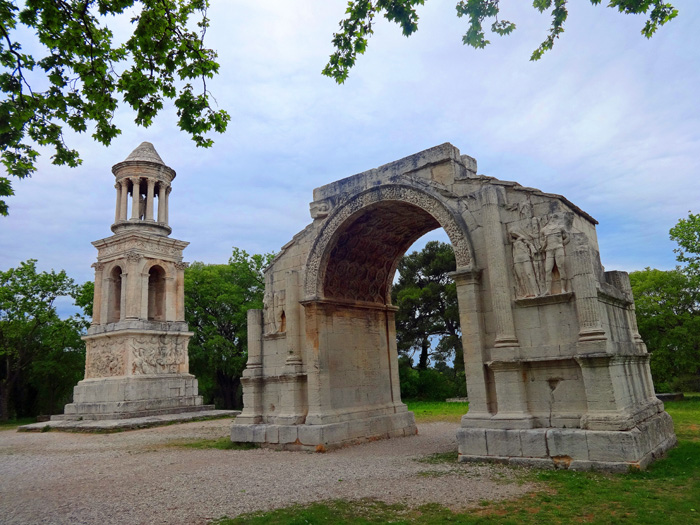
(167, 437, 258, 450)
(0, 417, 35, 430)
(216, 398, 700, 524)
(665, 396, 700, 441)
(405, 400, 469, 423)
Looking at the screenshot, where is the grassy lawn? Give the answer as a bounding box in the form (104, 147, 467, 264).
(406, 400, 469, 423)
(217, 398, 700, 524)
(0, 417, 35, 430)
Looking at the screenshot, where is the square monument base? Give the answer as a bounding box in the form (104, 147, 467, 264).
(55, 374, 211, 421)
(231, 411, 418, 451)
(457, 411, 677, 472)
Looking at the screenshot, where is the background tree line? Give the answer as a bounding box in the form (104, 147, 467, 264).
(2, 212, 698, 420)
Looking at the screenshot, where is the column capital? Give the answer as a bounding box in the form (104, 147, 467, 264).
(449, 267, 481, 286)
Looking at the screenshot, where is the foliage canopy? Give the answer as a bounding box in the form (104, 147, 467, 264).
(0, 259, 89, 420)
(323, 0, 678, 82)
(0, 0, 229, 215)
(630, 211, 700, 392)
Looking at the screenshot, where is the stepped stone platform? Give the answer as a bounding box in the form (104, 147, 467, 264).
(18, 409, 239, 433)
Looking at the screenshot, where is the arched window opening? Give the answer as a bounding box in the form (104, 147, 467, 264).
(148, 265, 166, 321)
(107, 266, 123, 323)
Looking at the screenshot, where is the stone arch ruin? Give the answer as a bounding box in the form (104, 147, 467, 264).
(232, 143, 676, 470)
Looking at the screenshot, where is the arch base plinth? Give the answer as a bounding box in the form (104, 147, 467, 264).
(231, 411, 417, 451)
(457, 411, 676, 472)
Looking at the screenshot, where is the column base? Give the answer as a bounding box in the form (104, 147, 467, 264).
(457, 411, 676, 472)
(231, 411, 417, 451)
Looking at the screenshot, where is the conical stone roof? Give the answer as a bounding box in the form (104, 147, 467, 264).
(124, 142, 165, 165)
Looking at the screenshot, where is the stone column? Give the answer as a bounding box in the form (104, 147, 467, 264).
(91, 263, 105, 325)
(114, 184, 121, 223)
(165, 186, 171, 225)
(146, 179, 156, 221)
(130, 178, 141, 220)
(237, 309, 264, 424)
(450, 268, 494, 423)
(157, 184, 166, 223)
(119, 179, 129, 220)
(479, 186, 519, 348)
(569, 234, 607, 344)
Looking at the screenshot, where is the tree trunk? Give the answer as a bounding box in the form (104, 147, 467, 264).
(0, 381, 9, 422)
(418, 339, 430, 370)
(216, 371, 243, 410)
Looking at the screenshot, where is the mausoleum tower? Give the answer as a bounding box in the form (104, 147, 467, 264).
(57, 142, 210, 420)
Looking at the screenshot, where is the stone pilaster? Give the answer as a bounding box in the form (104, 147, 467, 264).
(450, 268, 494, 421)
(478, 186, 519, 348)
(91, 263, 105, 325)
(570, 234, 607, 343)
(174, 262, 188, 322)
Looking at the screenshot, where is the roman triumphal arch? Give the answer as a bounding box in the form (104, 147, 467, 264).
(232, 143, 677, 470)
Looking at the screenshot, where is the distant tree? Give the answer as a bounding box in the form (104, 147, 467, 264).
(392, 241, 461, 371)
(670, 212, 700, 276)
(184, 248, 273, 409)
(0, 0, 229, 215)
(324, 0, 678, 82)
(630, 268, 700, 391)
(630, 211, 700, 392)
(0, 260, 89, 420)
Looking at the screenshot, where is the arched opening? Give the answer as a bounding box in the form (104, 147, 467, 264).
(319, 200, 466, 416)
(148, 265, 166, 321)
(107, 266, 123, 323)
(323, 201, 441, 304)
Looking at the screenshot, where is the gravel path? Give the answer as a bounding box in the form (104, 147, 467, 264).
(0, 419, 535, 524)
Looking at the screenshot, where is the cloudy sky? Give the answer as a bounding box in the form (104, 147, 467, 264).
(2, 0, 699, 297)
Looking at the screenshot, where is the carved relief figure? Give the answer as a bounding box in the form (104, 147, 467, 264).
(263, 288, 276, 333)
(509, 229, 540, 297)
(85, 339, 125, 378)
(131, 336, 186, 374)
(263, 288, 286, 334)
(540, 214, 572, 294)
(310, 200, 330, 219)
(508, 213, 573, 298)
